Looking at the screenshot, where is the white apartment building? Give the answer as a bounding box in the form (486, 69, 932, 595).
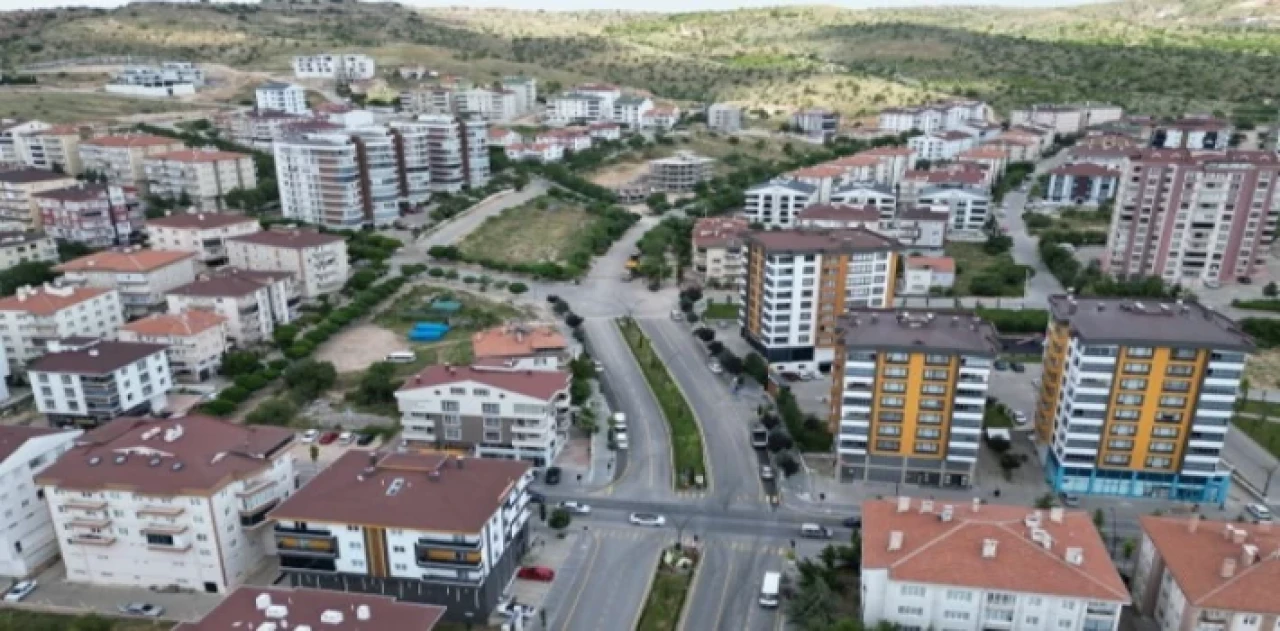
(791, 109, 840, 141)
(744, 179, 819, 228)
(861, 498, 1128, 631)
(400, 87, 457, 116)
(255, 81, 308, 116)
(56, 249, 197, 317)
(217, 110, 308, 152)
(174, 587, 446, 631)
(29, 338, 173, 425)
(274, 131, 367, 230)
(414, 115, 489, 193)
(917, 186, 990, 232)
(226, 229, 348, 300)
(692, 216, 750, 289)
(119, 310, 229, 382)
(707, 103, 744, 133)
(454, 88, 521, 124)
(471, 323, 570, 372)
(144, 149, 257, 211)
(878, 100, 990, 134)
(1010, 103, 1123, 136)
(0, 284, 123, 371)
(0, 169, 78, 231)
(648, 151, 715, 192)
(900, 256, 956, 295)
(166, 268, 296, 347)
(37, 416, 296, 593)
(588, 122, 622, 142)
(546, 84, 620, 125)
(105, 63, 203, 98)
(830, 182, 897, 221)
(146, 211, 261, 265)
(1151, 117, 1232, 151)
(613, 96, 655, 129)
(0, 231, 57, 271)
(501, 76, 538, 115)
(908, 130, 978, 162)
(395, 365, 571, 467)
(269, 450, 532, 624)
(0, 426, 81, 578)
(504, 143, 565, 163)
(894, 207, 950, 250)
(0, 120, 52, 164)
(18, 125, 85, 175)
(292, 54, 376, 81)
(79, 135, 186, 193)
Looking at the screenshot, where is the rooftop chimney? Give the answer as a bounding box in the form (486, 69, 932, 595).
(982, 538, 998, 559)
(1242, 544, 1260, 567)
(897, 496, 911, 513)
(888, 530, 904, 551)
(1049, 507, 1064, 524)
(1221, 557, 1237, 579)
(1232, 528, 1249, 545)
(920, 500, 934, 514)
(1188, 514, 1201, 533)
(971, 497, 981, 513)
(1064, 547, 1084, 566)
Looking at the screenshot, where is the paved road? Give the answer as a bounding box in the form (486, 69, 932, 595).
(542, 527, 664, 631)
(1225, 426, 1280, 502)
(1001, 154, 1069, 305)
(680, 536, 789, 631)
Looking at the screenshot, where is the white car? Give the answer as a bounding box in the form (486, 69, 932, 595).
(708, 362, 723, 374)
(301, 429, 319, 444)
(799, 370, 819, 381)
(3, 580, 36, 602)
(338, 431, 355, 445)
(559, 501, 592, 515)
(1247, 503, 1273, 523)
(1013, 411, 1029, 425)
(629, 512, 666, 527)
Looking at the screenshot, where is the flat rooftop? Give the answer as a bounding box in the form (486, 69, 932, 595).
(1048, 295, 1253, 351)
(837, 309, 1000, 355)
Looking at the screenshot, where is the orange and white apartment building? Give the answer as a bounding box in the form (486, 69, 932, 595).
(56, 249, 197, 317)
(78, 134, 186, 193)
(119, 310, 229, 381)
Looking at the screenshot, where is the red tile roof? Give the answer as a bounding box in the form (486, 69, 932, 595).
(174, 587, 445, 631)
(57, 249, 194, 273)
(796, 203, 881, 223)
(120, 310, 226, 337)
(398, 365, 570, 400)
(28, 340, 168, 375)
(83, 134, 182, 149)
(146, 212, 260, 230)
(747, 227, 899, 253)
(1141, 516, 1280, 614)
(692, 216, 749, 248)
(1050, 163, 1120, 178)
(471, 324, 568, 360)
(0, 426, 75, 466)
(0, 285, 111, 316)
(169, 267, 290, 298)
(228, 230, 344, 249)
(32, 184, 112, 203)
(906, 255, 955, 273)
(0, 169, 75, 185)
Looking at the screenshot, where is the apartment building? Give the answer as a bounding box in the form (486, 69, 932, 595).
(535, 128, 592, 153)
(471, 324, 570, 372)
(828, 310, 997, 485)
(0, 120, 52, 164)
(218, 110, 308, 151)
(396, 365, 571, 466)
(857, 146, 916, 186)
(274, 130, 382, 229)
(1045, 163, 1119, 206)
(613, 95, 655, 129)
(908, 130, 977, 162)
(877, 101, 990, 134)
(1151, 116, 1232, 150)
(830, 182, 897, 220)
(37, 416, 295, 592)
(707, 103, 744, 133)
(861, 498, 1128, 631)
(791, 109, 840, 141)
(546, 92, 608, 125)
(453, 88, 522, 124)
(174, 587, 446, 631)
(29, 338, 173, 425)
(900, 166, 989, 205)
(0, 231, 57, 270)
(488, 128, 523, 148)
(917, 185, 991, 232)
(144, 149, 257, 211)
(146, 211, 261, 265)
(501, 75, 538, 114)
(1134, 516, 1280, 631)
(893, 207, 950, 250)
(119, 310, 228, 382)
(983, 135, 1039, 162)
(33, 184, 143, 248)
(504, 142, 565, 163)
(57, 249, 197, 317)
(292, 54, 376, 80)
(692, 216, 749, 289)
(409, 115, 489, 193)
(255, 81, 308, 115)
(1105, 149, 1280, 286)
(1035, 295, 1252, 503)
(400, 87, 457, 116)
(79, 135, 186, 193)
(105, 63, 203, 98)
(18, 125, 86, 175)
(956, 147, 1009, 188)
(643, 104, 681, 131)
(270, 451, 531, 622)
(647, 151, 714, 192)
(0, 426, 81, 578)
(796, 204, 883, 231)
(0, 284, 124, 370)
(0, 169, 77, 230)
(900, 256, 956, 295)
(226, 229, 347, 300)
(588, 122, 622, 142)
(166, 268, 296, 347)
(741, 228, 900, 370)
(744, 179, 819, 228)
(1009, 103, 1124, 136)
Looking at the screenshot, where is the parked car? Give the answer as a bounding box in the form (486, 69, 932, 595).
(338, 432, 354, 445)
(356, 433, 377, 447)
(709, 361, 723, 374)
(527, 490, 546, 504)
(544, 467, 562, 485)
(497, 598, 536, 622)
(592, 360, 605, 374)
(1247, 503, 1273, 523)
(119, 603, 164, 617)
(1010, 362, 1026, 373)
(301, 429, 319, 444)
(799, 370, 819, 381)
(1239, 276, 1254, 285)
(842, 516, 862, 530)
(318, 431, 339, 445)
(1013, 410, 1029, 425)
(779, 372, 802, 382)
(516, 566, 556, 582)
(559, 501, 591, 515)
(800, 523, 833, 539)
(3, 580, 37, 603)
(993, 361, 1010, 371)
(759, 465, 775, 481)
(629, 512, 666, 527)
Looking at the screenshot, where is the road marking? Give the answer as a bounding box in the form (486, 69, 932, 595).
(677, 542, 714, 631)
(558, 531, 602, 631)
(710, 544, 737, 631)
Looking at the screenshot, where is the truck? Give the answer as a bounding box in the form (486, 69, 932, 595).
(751, 423, 769, 449)
(758, 572, 781, 608)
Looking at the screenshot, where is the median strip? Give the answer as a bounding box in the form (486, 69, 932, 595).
(617, 317, 707, 489)
(635, 546, 699, 631)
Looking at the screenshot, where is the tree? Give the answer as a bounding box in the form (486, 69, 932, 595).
(272, 324, 300, 349)
(565, 313, 584, 328)
(0, 260, 58, 296)
(745, 353, 769, 384)
(244, 397, 297, 426)
(352, 362, 400, 406)
(767, 431, 793, 452)
(309, 444, 320, 463)
(284, 359, 337, 402)
(776, 452, 800, 476)
(55, 240, 95, 262)
(694, 327, 715, 342)
(548, 507, 572, 529)
(220, 351, 262, 377)
(345, 268, 379, 292)
(1266, 281, 1279, 298)
(508, 282, 528, 294)
(717, 350, 744, 375)
(1093, 508, 1105, 529)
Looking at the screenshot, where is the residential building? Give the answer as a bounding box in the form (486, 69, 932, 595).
(534, 129, 592, 153)
(791, 108, 840, 141)
(707, 103, 744, 133)
(908, 130, 977, 162)
(900, 165, 989, 205)
(1151, 116, 1232, 150)
(0, 169, 77, 230)
(0, 426, 81, 578)
(900, 256, 956, 295)
(0, 120, 52, 165)
(829, 310, 996, 484)
(860, 498, 1128, 631)
(545, 92, 603, 125)
(893, 207, 950, 250)
(877, 100, 990, 134)
(1104, 149, 1280, 286)
(37, 416, 295, 592)
(29, 338, 173, 425)
(588, 122, 622, 142)
(119, 310, 229, 382)
(1010, 124, 1058, 155)
(487, 128, 523, 148)
(1133, 516, 1280, 631)
(226, 229, 348, 300)
(105, 63, 203, 98)
(146, 211, 261, 265)
(983, 135, 1039, 162)
(471, 324, 570, 372)
(144, 149, 257, 211)
(796, 204, 884, 231)
(501, 76, 538, 115)
(404, 115, 490, 193)
(0, 231, 57, 270)
(827, 154, 880, 183)
(396, 365, 570, 466)
(574, 84, 621, 115)
(641, 105, 681, 131)
(270, 451, 531, 622)
(173, 587, 446, 631)
(57, 249, 197, 317)
(743, 179, 819, 228)
(292, 54, 375, 81)
(612, 96, 654, 129)
(79, 135, 186, 193)
(275, 130, 383, 229)
(217, 110, 308, 151)
(692, 216, 749, 289)
(33, 184, 143, 248)
(830, 182, 897, 221)
(741, 228, 900, 370)
(400, 87, 456, 117)
(1010, 103, 1124, 136)
(166, 268, 296, 347)
(0, 284, 123, 370)
(917, 185, 990, 232)
(504, 143, 565, 163)
(1067, 145, 1136, 172)
(255, 81, 308, 116)
(647, 151, 714, 192)
(856, 146, 916, 186)
(956, 147, 1009, 188)
(454, 88, 521, 124)
(955, 120, 1004, 143)
(18, 125, 86, 175)
(1045, 163, 1119, 206)
(1035, 295, 1251, 503)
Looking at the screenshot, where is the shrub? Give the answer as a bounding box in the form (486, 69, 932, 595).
(776, 452, 800, 477)
(694, 328, 714, 342)
(200, 399, 237, 417)
(548, 508, 572, 530)
(235, 373, 268, 392)
(707, 341, 725, 355)
(565, 313, 584, 328)
(219, 386, 250, 404)
(508, 282, 529, 294)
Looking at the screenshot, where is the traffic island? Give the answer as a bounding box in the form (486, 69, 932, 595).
(635, 545, 701, 631)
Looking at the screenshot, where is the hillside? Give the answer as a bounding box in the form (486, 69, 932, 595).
(2, 0, 1279, 118)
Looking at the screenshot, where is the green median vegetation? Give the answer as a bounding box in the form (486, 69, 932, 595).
(0, 610, 167, 631)
(636, 549, 698, 631)
(617, 317, 706, 488)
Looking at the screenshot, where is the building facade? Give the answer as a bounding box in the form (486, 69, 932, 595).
(707, 103, 744, 133)
(255, 81, 309, 115)
(56, 249, 197, 317)
(692, 216, 749, 288)
(226, 230, 348, 300)
(166, 268, 296, 347)
(119, 310, 229, 382)
(143, 149, 257, 211)
(647, 152, 715, 192)
(470, 324, 570, 372)
(33, 184, 144, 248)
(19, 125, 86, 175)
(29, 339, 173, 426)
(0, 426, 81, 578)
(744, 180, 819, 229)
(292, 54, 376, 80)
(0, 169, 78, 230)
(0, 284, 124, 371)
(917, 185, 991, 232)
(791, 109, 840, 141)
(79, 135, 186, 193)
(173, 587, 446, 631)
(0, 231, 57, 271)
(146, 211, 261, 265)
(1045, 163, 1119, 206)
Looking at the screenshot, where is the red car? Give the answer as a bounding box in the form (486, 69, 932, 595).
(318, 431, 339, 445)
(516, 566, 555, 582)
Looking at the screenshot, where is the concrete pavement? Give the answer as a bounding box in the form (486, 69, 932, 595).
(540, 527, 665, 631)
(1001, 153, 1069, 304)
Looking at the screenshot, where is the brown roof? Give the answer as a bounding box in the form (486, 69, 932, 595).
(150, 149, 252, 163)
(1050, 163, 1119, 178)
(0, 426, 75, 466)
(174, 587, 445, 631)
(270, 451, 529, 532)
(796, 203, 881, 223)
(692, 216, 749, 248)
(905, 169, 986, 186)
(32, 184, 111, 203)
(859, 146, 914, 157)
(0, 285, 112, 316)
(937, 130, 973, 141)
(958, 147, 1007, 160)
(1140, 516, 1280, 614)
(788, 165, 847, 179)
(746, 227, 899, 253)
(1047, 295, 1253, 350)
(0, 169, 75, 185)
(471, 324, 568, 360)
(862, 499, 1128, 601)
(228, 229, 344, 249)
(28, 340, 168, 375)
(398, 365, 570, 400)
(83, 134, 182, 149)
(830, 155, 879, 168)
(897, 206, 951, 221)
(36, 416, 293, 494)
(57, 249, 194, 273)
(146, 212, 260, 230)
(906, 255, 955, 273)
(169, 267, 290, 298)
(120, 310, 226, 337)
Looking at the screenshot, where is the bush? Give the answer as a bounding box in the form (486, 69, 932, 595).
(245, 397, 298, 426)
(219, 386, 250, 404)
(694, 328, 714, 342)
(508, 282, 529, 294)
(776, 452, 800, 477)
(200, 399, 237, 416)
(235, 373, 268, 392)
(565, 314, 584, 328)
(745, 353, 769, 384)
(707, 341, 725, 355)
(975, 308, 1049, 334)
(548, 507, 572, 530)
(1242, 318, 1280, 348)
(767, 431, 793, 452)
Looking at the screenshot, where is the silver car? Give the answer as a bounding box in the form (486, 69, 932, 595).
(119, 602, 165, 617)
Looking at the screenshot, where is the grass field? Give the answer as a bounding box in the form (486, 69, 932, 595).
(635, 562, 694, 631)
(458, 198, 597, 266)
(1246, 349, 1280, 390)
(374, 285, 524, 336)
(702, 300, 739, 320)
(1234, 416, 1280, 459)
(0, 91, 208, 122)
(0, 610, 169, 631)
(944, 242, 1026, 298)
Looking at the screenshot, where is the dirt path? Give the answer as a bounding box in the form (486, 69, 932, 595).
(314, 323, 409, 374)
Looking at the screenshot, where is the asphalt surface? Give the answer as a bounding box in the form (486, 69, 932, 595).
(1000, 154, 1068, 305)
(542, 526, 664, 631)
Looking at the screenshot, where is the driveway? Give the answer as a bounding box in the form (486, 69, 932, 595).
(1002, 153, 1069, 306)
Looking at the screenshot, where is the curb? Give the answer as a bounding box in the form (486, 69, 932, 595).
(674, 547, 704, 631)
(637, 318, 717, 497)
(630, 547, 665, 631)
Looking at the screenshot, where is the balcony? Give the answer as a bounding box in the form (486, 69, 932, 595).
(416, 534, 481, 550)
(239, 498, 279, 529)
(63, 499, 107, 511)
(276, 534, 338, 558)
(415, 545, 483, 569)
(67, 516, 112, 529)
(69, 533, 116, 546)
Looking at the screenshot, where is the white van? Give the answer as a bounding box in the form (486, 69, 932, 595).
(759, 571, 780, 608)
(800, 523, 833, 539)
(612, 412, 627, 430)
(385, 351, 416, 363)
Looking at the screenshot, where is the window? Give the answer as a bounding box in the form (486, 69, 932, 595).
(944, 611, 969, 621)
(1116, 394, 1144, 406)
(483, 431, 501, 443)
(1119, 378, 1147, 390)
(1167, 364, 1195, 376)
(875, 440, 900, 452)
(1103, 454, 1130, 466)
(445, 428, 462, 441)
(896, 606, 923, 616)
(1159, 395, 1186, 407)
(924, 369, 948, 381)
(1128, 347, 1154, 358)
(916, 428, 941, 439)
(921, 384, 946, 395)
(1123, 363, 1151, 374)
(1152, 426, 1178, 438)
(880, 396, 904, 408)
(946, 590, 972, 602)
(877, 425, 901, 436)
(1110, 424, 1136, 436)
(884, 367, 908, 378)
(885, 352, 909, 364)
(925, 354, 950, 365)
(1146, 456, 1172, 468)
(1113, 409, 1140, 421)
(900, 585, 926, 597)
(449, 387, 466, 395)
(1149, 441, 1176, 453)
(481, 403, 500, 415)
(914, 442, 939, 454)
(882, 382, 906, 394)
(1107, 440, 1134, 451)
(441, 401, 460, 413)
